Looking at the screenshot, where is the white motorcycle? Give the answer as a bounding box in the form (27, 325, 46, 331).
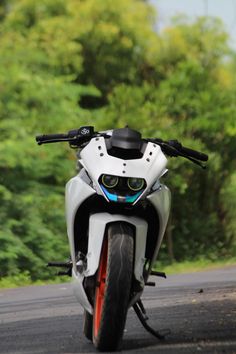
(36, 126, 208, 351)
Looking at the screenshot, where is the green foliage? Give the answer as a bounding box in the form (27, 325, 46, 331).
(0, 271, 33, 288)
(0, 0, 235, 284)
(155, 257, 236, 275)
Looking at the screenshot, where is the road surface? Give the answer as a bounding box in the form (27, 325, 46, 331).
(0, 267, 235, 353)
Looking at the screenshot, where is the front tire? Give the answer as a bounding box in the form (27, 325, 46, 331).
(93, 222, 134, 351)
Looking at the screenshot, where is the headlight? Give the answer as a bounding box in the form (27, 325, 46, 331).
(101, 174, 119, 188)
(127, 178, 145, 191)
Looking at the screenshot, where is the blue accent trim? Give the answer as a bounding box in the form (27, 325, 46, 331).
(125, 191, 142, 203)
(100, 185, 142, 203)
(100, 185, 118, 202)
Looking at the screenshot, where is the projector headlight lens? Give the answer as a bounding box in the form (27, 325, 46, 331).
(101, 174, 119, 189)
(127, 178, 145, 191)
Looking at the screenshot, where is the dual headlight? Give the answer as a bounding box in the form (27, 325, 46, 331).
(101, 174, 145, 191)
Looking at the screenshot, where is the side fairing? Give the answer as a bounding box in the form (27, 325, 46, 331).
(65, 173, 95, 267)
(147, 184, 171, 268)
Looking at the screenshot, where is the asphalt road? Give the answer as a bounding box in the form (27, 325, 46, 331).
(0, 267, 235, 354)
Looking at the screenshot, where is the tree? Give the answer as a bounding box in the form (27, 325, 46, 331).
(0, 1, 235, 281)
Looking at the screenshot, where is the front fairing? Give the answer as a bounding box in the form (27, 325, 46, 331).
(79, 137, 168, 204)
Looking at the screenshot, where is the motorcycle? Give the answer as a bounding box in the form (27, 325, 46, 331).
(36, 126, 208, 351)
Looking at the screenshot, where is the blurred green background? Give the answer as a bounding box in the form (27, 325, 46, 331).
(0, 0, 235, 284)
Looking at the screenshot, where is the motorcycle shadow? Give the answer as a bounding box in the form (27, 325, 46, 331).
(121, 337, 162, 352)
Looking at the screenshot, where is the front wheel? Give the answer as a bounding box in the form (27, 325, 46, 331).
(93, 222, 134, 351)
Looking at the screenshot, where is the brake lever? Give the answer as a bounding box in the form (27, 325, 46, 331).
(178, 153, 207, 169)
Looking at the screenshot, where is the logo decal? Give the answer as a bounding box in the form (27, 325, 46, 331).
(80, 128, 90, 135)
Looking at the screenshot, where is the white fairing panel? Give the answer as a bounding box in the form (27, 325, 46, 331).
(80, 137, 167, 201)
(71, 268, 92, 313)
(147, 184, 171, 268)
(85, 213, 148, 283)
(65, 173, 95, 267)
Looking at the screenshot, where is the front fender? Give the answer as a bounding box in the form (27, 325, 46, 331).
(84, 213, 148, 285)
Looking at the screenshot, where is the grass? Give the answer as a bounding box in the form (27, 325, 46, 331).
(0, 271, 68, 289)
(155, 257, 236, 275)
(0, 257, 235, 289)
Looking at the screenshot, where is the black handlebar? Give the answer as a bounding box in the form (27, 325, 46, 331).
(167, 139, 208, 162)
(35, 126, 208, 168)
(36, 126, 96, 146)
(179, 146, 208, 162)
(36, 133, 69, 144)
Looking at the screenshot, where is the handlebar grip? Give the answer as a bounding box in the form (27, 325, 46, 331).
(36, 133, 69, 143)
(180, 146, 208, 162)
